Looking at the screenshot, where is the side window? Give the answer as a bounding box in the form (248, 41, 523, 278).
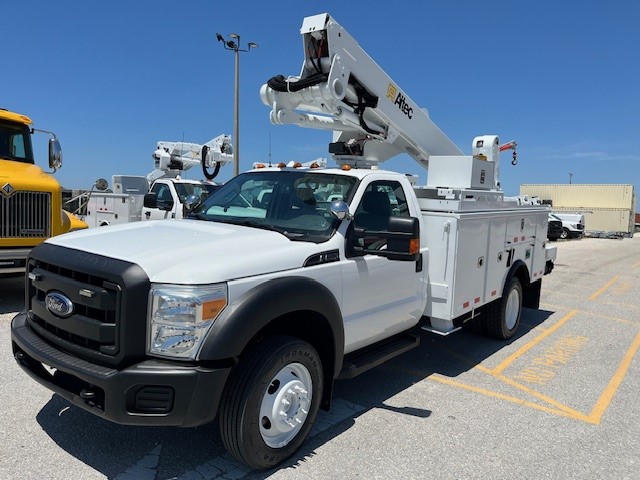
(10, 134, 26, 158)
(151, 184, 172, 203)
(354, 180, 410, 224)
(353, 180, 410, 250)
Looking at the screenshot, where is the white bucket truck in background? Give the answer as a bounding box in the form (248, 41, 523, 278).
(81, 135, 233, 226)
(12, 12, 556, 471)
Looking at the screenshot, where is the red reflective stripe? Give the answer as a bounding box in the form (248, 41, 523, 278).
(463, 301, 470, 308)
(474, 297, 481, 303)
(491, 290, 497, 296)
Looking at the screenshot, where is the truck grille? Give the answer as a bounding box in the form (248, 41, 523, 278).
(26, 243, 150, 367)
(0, 191, 51, 238)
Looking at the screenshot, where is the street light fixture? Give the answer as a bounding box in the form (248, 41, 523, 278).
(216, 32, 258, 176)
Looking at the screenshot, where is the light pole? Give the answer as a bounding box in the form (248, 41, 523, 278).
(216, 32, 258, 177)
(569, 172, 573, 185)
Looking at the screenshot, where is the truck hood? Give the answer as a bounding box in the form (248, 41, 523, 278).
(47, 220, 322, 283)
(0, 159, 62, 191)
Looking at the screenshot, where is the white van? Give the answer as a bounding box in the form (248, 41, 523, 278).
(553, 213, 585, 239)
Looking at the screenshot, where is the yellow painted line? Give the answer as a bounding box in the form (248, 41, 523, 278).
(540, 292, 640, 311)
(413, 341, 587, 418)
(587, 331, 640, 424)
(430, 374, 594, 423)
(491, 372, 584, 417)
(540, 302, 638, 326)
(589, 275, 620, 301)
(491, 309, 578, 375)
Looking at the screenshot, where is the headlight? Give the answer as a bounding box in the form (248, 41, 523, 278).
(148, 283, 227, 359)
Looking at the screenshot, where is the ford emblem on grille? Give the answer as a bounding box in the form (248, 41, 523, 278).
(45, 292, 74, 318)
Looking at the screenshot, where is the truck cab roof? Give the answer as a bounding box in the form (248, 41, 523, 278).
(0, 108, 32, 125)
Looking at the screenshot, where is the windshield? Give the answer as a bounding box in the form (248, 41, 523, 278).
(0, 120, 34, 164)
(191, 170, 358, 242)
(174, 182, 222, 203)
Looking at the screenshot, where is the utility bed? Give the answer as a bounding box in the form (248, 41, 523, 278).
(415, 186, 555, 333)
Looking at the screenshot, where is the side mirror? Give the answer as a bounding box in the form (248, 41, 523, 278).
(48, 138, 62, 171)
(353, 216, 420, 261)
(386, 217, 421, 261)
(329, 200, 352, 220)
(94, 178, 108, 191)
(143, 192, 158, 209)
(182, 194, 200, 217)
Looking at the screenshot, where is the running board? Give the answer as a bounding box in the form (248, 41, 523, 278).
(337, 332, 420, 380)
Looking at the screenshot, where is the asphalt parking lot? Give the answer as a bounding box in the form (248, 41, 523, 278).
(1, 236, 638, 480)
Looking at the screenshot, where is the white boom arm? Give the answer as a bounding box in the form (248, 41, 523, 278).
(260, 13, 464, 169)
(148, 134, 233, 183)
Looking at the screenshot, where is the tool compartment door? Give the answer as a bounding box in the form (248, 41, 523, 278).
(484, 215, 508, 302)
(452, 216, 489, 318)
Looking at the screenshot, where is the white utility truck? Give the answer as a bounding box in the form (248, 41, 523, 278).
(11, 13, 556, 470)
(82, 175, 149, 227)
(142, 135, 233, 221)
(81, 135, 233, 227)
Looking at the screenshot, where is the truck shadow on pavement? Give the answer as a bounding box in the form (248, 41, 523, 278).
(0, 275, 25, 314)
(35, 308, 553, 479)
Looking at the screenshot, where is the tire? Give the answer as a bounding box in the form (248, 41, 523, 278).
(559, 228, 570, 239)
(483, 277, 522, 340)
(219, 335, 323, 470)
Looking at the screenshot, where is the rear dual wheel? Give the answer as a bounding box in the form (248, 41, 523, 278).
(483, 277, 522, 340)
(219, 336, 323, 470)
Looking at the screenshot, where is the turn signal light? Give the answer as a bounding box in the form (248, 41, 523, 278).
(409, 238, 420, 255)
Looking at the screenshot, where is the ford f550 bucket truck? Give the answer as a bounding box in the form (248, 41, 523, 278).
(0, 108, 87, 273)
(11, 13, 556, 470)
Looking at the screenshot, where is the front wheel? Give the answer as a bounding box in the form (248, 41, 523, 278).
(483, 277, 522, 340)
(560, 227, 570, 239)
(219, 336, 323, 470)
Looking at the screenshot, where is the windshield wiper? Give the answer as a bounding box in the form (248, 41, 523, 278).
(239, 220, 291, 237)
(186, 212, 210, 221)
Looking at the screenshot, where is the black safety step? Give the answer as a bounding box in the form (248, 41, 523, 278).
(337, 332, 420, 379)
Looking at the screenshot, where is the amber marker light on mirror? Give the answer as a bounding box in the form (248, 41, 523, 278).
(410, 238, 420, 255)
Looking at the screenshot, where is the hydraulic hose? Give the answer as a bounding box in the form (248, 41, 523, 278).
(201, 145, 221, 180)
(267, 73, 328, 92)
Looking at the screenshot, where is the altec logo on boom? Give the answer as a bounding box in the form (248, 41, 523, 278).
(386, 83, 413, 119)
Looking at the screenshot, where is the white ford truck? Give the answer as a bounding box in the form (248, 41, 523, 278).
(11, 13, 556, 470)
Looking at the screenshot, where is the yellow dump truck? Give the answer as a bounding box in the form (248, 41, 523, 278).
(0, 108, 87, 273)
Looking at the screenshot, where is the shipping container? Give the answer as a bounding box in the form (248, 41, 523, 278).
(520, 184, 636, 237)
(520, 184, 634, 209)
(552, 207, 634, 237)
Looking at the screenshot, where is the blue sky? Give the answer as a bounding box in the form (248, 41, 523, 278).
(3, 0, 639, 197)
